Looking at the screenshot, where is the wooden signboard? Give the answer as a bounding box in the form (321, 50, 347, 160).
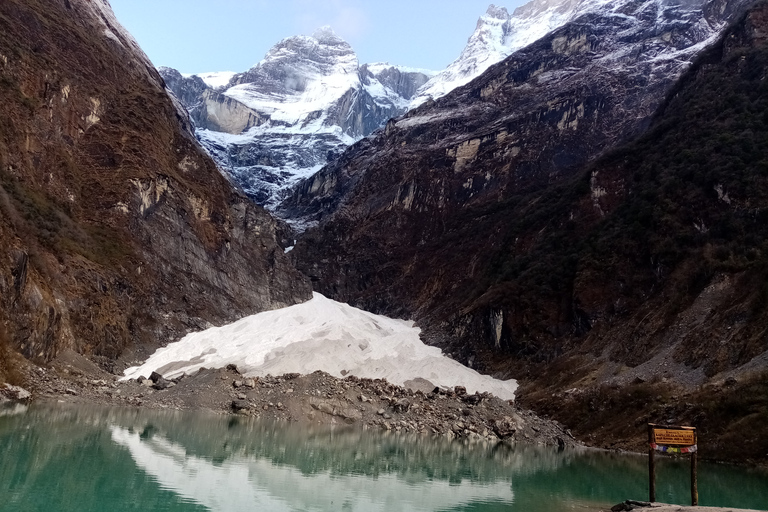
(648, 424, 698, 506)
(653, 428, 695, 447)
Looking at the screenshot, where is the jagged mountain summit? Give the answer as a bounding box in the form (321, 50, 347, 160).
(160, 28, 434, 211)
(411, 0, 694, 106)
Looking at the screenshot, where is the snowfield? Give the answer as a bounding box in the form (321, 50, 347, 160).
(186, 71, 237, 89)
(122, 293, 518, 400)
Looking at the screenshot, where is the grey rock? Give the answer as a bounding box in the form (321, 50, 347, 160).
(403, 378, 435, 394)
(393, 398, 411, 413)
(493, 416, 518, 439)
(309, 397, 362, 423)
(461, 393, 483, 406)
(152, 378, 171, 390)
(0, 384, 32, 402)
(232, 399, 250, 412)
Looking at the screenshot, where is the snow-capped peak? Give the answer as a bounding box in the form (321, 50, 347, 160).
(363, 62, 438, 77)
(484, 4, 511, 20)
(222, 27, 359, 127)
(410, 0, 617, 107)
(162, 28, 433, 212)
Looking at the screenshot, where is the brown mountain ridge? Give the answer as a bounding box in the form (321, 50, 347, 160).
(0, 0, 311, 378)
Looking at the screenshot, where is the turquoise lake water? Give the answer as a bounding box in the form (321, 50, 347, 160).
(1, 403, 766, 511)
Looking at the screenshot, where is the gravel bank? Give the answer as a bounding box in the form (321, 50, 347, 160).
(604, 501, 766, 512)
(12, 349, 578, 447)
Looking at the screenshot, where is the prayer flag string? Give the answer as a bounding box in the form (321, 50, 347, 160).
(650, 443, 697, 454)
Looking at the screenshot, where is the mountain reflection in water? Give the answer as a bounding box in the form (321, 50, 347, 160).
(1, 403, 767, 512)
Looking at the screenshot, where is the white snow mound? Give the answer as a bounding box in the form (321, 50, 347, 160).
(121, 293, 517, 400)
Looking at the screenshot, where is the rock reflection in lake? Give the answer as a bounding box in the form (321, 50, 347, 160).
(1, 404, 767, 512)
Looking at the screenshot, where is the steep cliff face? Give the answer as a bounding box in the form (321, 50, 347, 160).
(283, 0, 751, 371)
(160, 29, 433, 210)
(0, 0, 311, 369)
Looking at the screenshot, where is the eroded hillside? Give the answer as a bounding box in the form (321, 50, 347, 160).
(0, 0, 311, 374)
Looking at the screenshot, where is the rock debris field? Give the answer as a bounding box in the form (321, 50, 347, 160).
(6, 294, 574, 448)
(17, 350, 576, 448)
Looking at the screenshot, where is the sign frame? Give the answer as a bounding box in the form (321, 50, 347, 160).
(648, 423, 698, 506)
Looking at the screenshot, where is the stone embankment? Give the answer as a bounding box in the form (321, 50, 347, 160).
(605, 501, 766, 512)
(14, 351, 576, 448)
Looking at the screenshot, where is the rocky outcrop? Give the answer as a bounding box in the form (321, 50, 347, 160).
(157, 67, 208, 115)
(160, 30, 433, 210)
(0, 0, 311, 368)
(282, 0, 751, 369)
(0, 384, 31, 403)
(195, 90, 263, 135)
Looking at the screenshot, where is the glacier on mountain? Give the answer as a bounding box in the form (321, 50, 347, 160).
(410, 0, 711, 106)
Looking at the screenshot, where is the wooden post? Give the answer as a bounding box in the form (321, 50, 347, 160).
(691, 429, 698, 506)
(648, 423, 656, 503)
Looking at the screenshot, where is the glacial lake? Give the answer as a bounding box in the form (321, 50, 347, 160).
(1, 403, 767, 512)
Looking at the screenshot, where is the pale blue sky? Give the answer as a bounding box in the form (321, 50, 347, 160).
(109, 0, 528, 74)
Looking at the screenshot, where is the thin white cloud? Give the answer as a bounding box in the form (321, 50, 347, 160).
(292, 0, 370, 42)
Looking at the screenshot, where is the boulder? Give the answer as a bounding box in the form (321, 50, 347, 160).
(232, 399, 250, 412)
(0, 384, 32, 403)
(393, 398, 411, 413)
(493, 416, 518, 439)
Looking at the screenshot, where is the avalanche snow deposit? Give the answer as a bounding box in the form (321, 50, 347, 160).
(122, 293, 518, 400)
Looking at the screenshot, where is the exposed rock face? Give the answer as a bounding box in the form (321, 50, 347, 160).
(157, 67, 208, 113)
(0, 0, 311, 367)
(160, 29, 433, 210)
(282, 0, 751, 368)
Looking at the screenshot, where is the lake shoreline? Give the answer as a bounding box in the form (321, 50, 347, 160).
(5, 349, 578, 449)
(4, 348, 768, 476)
(603, 502, 767, 512)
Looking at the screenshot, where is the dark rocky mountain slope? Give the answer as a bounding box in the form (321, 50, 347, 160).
(0, 0, 311, 376)
(284, 0, 747, 334)
(282, 0, 768, 459)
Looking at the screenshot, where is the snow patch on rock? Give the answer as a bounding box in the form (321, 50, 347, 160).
(184, 71, 237, 89)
